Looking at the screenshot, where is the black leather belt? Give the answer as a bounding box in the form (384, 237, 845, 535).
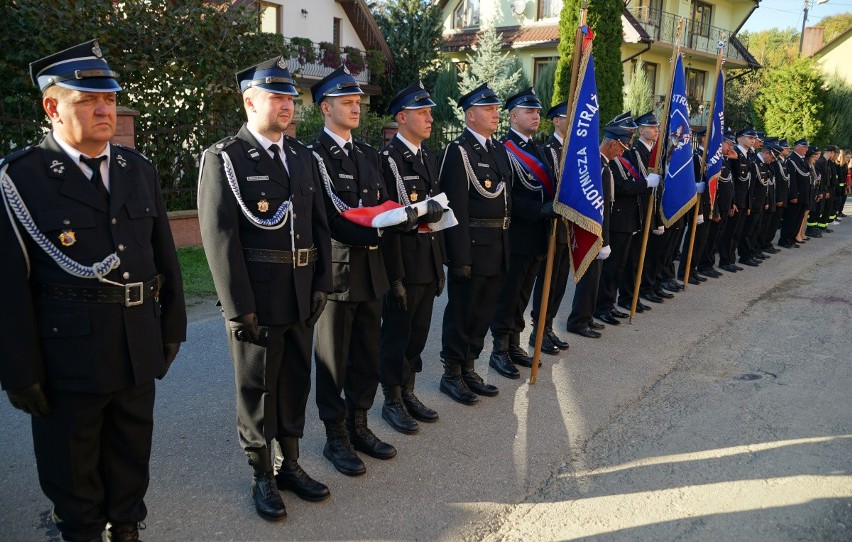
(469, 217, 511, 229)
(38, 275, 164, 307)
(243, 247, 317, 266)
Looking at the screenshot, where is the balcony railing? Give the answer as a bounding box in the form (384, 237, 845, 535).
(283, 38, 371, 84)
(628, 7, 751, 64)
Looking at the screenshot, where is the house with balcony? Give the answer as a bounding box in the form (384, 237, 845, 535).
(225, 0, 394, 105)
(437, 0, 762, 126)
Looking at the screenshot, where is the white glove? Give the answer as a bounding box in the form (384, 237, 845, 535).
(596, 245, 611, 260)
(652, 226, 665, 235)
(697, 214, 705, 225)
(696, 182, 706, 194)
(646, 173, 661, 188)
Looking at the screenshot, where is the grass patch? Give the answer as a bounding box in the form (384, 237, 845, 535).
(177, 245, 216, 298)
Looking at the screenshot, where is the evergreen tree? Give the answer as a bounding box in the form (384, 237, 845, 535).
(624, 60, 653, 117)
(374, 0, 444, 111)
(553, 0, 581, 104)
(453, 12, 523, 130)
(754, 59, 825, 142)
(534, 61, 558, 110)
(586, 0, 624, 124)
(819, 74, 852, 148)
(431, 60, 460, 125)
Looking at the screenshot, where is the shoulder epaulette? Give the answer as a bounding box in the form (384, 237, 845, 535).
(0, 145, 35, 167)
(113, 143, 153, 164)
(283, 134, 307, 150)
(209, 136, 238, 155)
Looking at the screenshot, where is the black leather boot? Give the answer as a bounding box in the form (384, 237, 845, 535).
(105, 523, 143, 542)
(322, 422, 366, 476)
(247, 447, 287, 521)
(509, 334, 539, 368)
(401, 373, 438, 422)
(439, 363, 479, 405)
(275, 437, 330, 502)
(381, 385, 419, 434)
(528, 327, 560, 355)
(545, 327, 569, 350)
(462, 367, 499, 396)
(489, 336, 520, 379)
(347, 409, 397, 460)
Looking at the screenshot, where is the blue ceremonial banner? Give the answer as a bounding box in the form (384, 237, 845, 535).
(661, 53, 697, 226)
(553, 41, 603, 282)
(704, 69, 725, 212)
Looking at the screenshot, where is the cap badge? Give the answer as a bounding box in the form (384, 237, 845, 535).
(277, 57, 286, 69)
(343, 66, 351, 75)
(91, 42, 103, 58)
(419, 81, 425, 89)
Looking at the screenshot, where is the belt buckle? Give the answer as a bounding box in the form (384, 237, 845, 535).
(502, 217, 511, 229)
(124, 282, 145, 307)
(368, 245, 378, 250)
(295, 248, 311, 267)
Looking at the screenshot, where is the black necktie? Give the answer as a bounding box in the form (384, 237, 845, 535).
(484, 140, 492, 153)
(415, 149, 424, 166)
(268, 144, 286, 172)
(343, 142, 359, 177)
(343, 141, 353, 156)
(80, 155, 108, 202)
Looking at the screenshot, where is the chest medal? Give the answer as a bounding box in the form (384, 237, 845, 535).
(59, 230, 76, 247)
(257, 199, 269, 213)
(410, 190, 418, 202)
(484, 179, 492, 189)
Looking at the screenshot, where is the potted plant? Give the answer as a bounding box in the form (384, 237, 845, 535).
(343, 46, 366, 75)
(289, 37, 316, 65)
(318, 41, 342, 69)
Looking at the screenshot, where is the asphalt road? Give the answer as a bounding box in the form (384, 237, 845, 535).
(2, 208, 851, 541)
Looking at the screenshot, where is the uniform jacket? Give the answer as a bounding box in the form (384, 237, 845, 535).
(730, 145, 751, 210)
(500, 130, 551, 256)
(626, 141, 661, 229)
(379, 135, 445, 285)
(440, 128, 512, 276)
(0, 133, 186, 393)
(750, 156, 770, 211)
(715, 157, 734, 215)
(771, 157, 791, 208)
(600, 153, 614, 246)
(609, 155, 649, 234)
(542, 134, 569, 245)
(786, 152, 810, 204)
(309, 131, 389, 302)
(693, 147, 711, 217)
(197, 125, 332, 325)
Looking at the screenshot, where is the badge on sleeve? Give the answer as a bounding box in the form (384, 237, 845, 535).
(59, 230, 76, 246)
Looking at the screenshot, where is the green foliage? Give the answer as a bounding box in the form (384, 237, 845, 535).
(754, 59, 825, 142)
(177, 246, 216, 298)
(453, 14, 523, 130)
(587, 0, 624, 124)
(818, 12, 852, 44)
(507, 56, 531, 94)
(554, 0, 581, 104)
(534, 61, 557, 111)
(624, 61, 653, 118)
(819, 74, 852, 148)
(374, 0, 444, 112)
(739, 28, 799, 68)
(431, 60, 460, 125)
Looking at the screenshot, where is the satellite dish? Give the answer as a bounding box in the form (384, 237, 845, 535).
(511, 0, 527, 16)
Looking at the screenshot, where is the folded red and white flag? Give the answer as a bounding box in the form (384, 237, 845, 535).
(341, 192, 457, 232)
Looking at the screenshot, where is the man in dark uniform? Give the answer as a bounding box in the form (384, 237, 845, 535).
(489, 87, 556, 379)
(676, 128, 710, 285)
(565, 116, 625, 338)
(308, 67, 418, 476)
(698, 129, 736, 276)
(619, 111, 662, 310)
(761, 139, 791, 254)
(814, 145, 838, 234)
(594, 112, 651, 325)
(0, 41, 186, 542)
(198, 57, 332, 521)
(378, 82, 447, 434)
(738, 141, 772, 267)
(719, 128, 756, 272)
(529, 101, 571, 353)
(778, 139, 811, 248)
(439, 83, 511, 403)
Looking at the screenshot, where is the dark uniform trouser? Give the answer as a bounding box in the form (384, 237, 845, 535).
(227, 320, 312, 450)
(491, 252, 544, 342)
(660, 218, 685, 283)
(699, 215, 728, 269)
(380, 282, 436, 387)
(678, 218, 711, 278)
(441, 272, 503, 372)
(739, 210, 763, 260)
(531, 242, 570, 329)
(641, 230, 667, 294)
(595, 230, 632, 315)
(720, 209, 747, 265)
(617, 233, 643, 307)
(566, 259, 602, 331)
(315, 298, 382, 424)
(34, 382, 155, 542)
(761, 209, 782, 249)
(779, 203, 801, 244)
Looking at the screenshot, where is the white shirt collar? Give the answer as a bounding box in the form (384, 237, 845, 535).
(53, 131, 111, 189)
(737, 144, 749, 154)
(640, 138, 654, 151)
(395, 133, 420, 155)
(510, 128, 531, 143)
(553, 133, 564, 145)
(465, 127, 489, 148)
(247, 125, 287, 171)
(324, 127, 353, 153)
